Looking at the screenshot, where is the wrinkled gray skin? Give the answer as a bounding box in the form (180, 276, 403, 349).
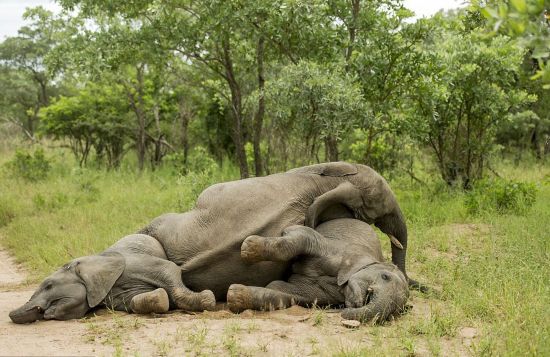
(9, 234, 215, 324)
(227, 219, 409, 323)
(143, 162, 420, 300)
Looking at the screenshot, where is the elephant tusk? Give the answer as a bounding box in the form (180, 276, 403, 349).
(388, 234, 404, 249)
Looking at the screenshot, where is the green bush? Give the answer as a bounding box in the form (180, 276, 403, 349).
(465, 179, 537, 215)
(6, 148, 51, 181)
(164, 146, 218, 176)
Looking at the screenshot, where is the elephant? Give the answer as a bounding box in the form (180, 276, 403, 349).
(142, 161, 421, 307)
(226, 218, 409, 323)
(10, 161, 419, 323)
(9, 234, 215, 324)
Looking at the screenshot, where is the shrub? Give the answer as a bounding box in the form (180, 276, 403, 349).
(465, 179, 537, 215)
(6, 148, 51, 181)
(164, 146, 218, 176)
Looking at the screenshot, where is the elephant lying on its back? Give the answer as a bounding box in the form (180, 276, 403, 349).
(228, 218, 409, 323)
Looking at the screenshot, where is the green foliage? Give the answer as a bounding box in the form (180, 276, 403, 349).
(265, 60, 364, 165)
(0, 7, 68, 138)
(6, 148, 50, 181)
(163, 146, 218, 176)
(464, 179, 538, 215)
(478, 0, 550, 87)
(411, 14, 534, 188)
(39, 82, 131, 167)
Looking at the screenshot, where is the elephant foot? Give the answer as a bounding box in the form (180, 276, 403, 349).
(227, 284, 292, 313)
(198, 290, 216, 311)
(241, 235, 267, 263)
(172, 288, 216, 312)
(227, 284, 255, 313)
(130, 288, 169, 314)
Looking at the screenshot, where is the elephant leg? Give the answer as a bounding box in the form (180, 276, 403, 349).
(241, 226, 329, 263)
(227, 276, 343, 313)
(305, 181, 364, 228)
(227, 283, 309, 313)
(139, 257, 216, 312)
(130, 288, 169, 314)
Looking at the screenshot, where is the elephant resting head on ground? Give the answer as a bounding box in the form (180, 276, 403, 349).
(9, 234, 215, 324)
(228, 218, 409, 323)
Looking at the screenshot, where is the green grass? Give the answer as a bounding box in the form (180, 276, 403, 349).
(1, 146, 549, 355)
(0, 146, 239, 276)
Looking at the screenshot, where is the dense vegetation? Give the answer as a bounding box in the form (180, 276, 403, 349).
(0, 1, 548, 184)
(1, 0, 549, 355)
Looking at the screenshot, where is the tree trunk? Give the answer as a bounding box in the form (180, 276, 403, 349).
(253, 35, 266, 177)
(325, 135, 339, 162)
(150, 103, 164, 169)
(126, 65, 148, 172)
(345, 0, 360, 64)
(222, 36, 249, 179)
(178, 97, 191, 166)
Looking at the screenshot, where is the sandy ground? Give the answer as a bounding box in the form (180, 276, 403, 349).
(0, 245, 478, 356)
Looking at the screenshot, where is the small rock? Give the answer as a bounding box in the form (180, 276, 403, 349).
(341, 319, 361, 328)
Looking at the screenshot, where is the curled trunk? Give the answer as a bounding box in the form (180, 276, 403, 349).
(341, 293, 395, 324)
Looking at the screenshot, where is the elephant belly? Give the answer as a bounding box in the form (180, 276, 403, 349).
(182, 250, 290, 300)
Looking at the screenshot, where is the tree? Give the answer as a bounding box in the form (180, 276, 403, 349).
(265, 61, 364, 167)
(411, 15, 533, 188)
(47, 15, 181, 171)
(40, 81, 131, 167)
(479, 0, 550, 87)
(0, 7, 66, 139)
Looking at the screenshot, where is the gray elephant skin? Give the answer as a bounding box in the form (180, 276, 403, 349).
(10, 162, 415, 323)
(144, 161, 415, 296)
(10, 219, 408, 324)
(228, 218, 409, 323)
(9, 234, 215, 324)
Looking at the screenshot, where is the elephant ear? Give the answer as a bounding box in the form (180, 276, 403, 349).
(337, 254, 377, 286)
(288, 162, 358, 177)
(75, 253, 125, 308)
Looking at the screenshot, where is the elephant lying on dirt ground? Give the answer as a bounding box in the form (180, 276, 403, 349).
(9, 234, 215, 323)
(142, 161, 422, 303)
(227, 218, 409, 323)
(10, 219, 408, 324)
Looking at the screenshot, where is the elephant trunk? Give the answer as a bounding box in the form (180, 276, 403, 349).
(9, 301, 45, 324)
(375, 210, 408, 277)
(341, 291, 394, 324)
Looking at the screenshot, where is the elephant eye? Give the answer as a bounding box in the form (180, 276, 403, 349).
(44, 283, 52, 290)
(381, 273, 391, 281)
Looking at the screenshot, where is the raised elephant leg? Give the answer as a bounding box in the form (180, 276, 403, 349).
(241, 226, 330, 263)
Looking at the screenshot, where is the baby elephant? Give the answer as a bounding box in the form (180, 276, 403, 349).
(227, 218, 409, 323)
(9, 234, 215, 324)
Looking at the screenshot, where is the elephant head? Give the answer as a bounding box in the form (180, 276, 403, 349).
(9, 253, 125, 324)
(337, 256, 409, 323)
